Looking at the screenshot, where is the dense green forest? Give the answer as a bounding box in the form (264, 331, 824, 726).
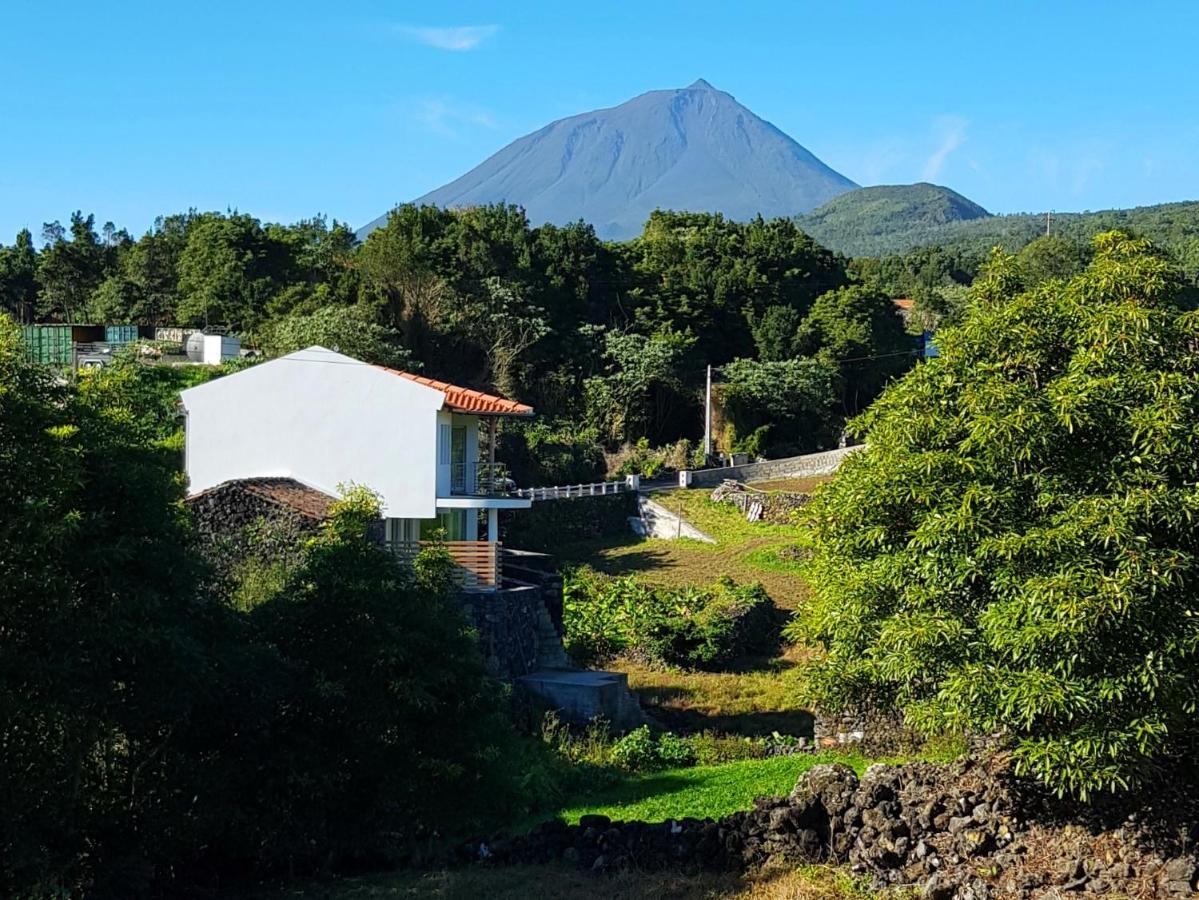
(0, 207, 915, 470)
(4, 200, 1198, 479)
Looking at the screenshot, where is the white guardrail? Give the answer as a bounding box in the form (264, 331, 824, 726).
(513, 474, 640, 501)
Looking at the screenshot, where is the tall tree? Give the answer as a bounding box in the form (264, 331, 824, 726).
(37, 212, 107, 322)
(0, 229, 39, 323)
(794, 233, 1199, 798)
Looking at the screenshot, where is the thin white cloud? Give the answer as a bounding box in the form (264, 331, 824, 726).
(922, 116, 969, 182)
(396, 24, 499, 51)
(413, 98, 498, 137)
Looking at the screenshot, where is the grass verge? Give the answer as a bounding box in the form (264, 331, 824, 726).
(557, 751, 873, 825)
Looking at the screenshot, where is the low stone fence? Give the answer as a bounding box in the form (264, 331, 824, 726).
(477, 756, 1199, 898)
(682, 445, 862, 489)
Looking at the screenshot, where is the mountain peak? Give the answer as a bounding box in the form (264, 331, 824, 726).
(359, 83, 857, 241)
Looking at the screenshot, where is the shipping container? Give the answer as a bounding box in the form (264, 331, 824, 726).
(70, 324, 105, 344)
(20, 325, 73, 365)
(154, 326, 185, 344)
(105, 324, 139, 344)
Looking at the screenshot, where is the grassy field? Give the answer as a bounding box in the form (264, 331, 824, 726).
(558, 751, 872, 824)
(281, 863, 866, 899)
(559, 479, 830, 611)
(615, 652, 813, 735)
(558, 480, 830, 737)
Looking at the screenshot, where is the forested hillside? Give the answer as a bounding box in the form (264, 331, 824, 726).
(800, 185, 1199, 260)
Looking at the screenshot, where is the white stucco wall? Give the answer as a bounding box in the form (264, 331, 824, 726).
(180, 346, 445, 518)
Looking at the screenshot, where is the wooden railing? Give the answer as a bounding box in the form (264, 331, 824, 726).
(387, 540, 503, 591)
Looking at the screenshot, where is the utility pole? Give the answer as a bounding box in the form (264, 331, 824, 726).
(1046, 210, 1052, 236)
(704, 364, 712, 461)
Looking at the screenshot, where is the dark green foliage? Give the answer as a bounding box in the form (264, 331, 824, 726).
(795, 284, 917, 414)
(563, 570, 781, 670)
(802, 187, 1199, 264)
(0, 320, 524, 894)
(623, 210, 848, 367)
(233, 489, 516, 872)
(719, 357, 840, 455)
(500, 492, 637, 553)
(258, 303, 412, 367)
(499, 418, 607, 488)
(794, 232, 1199, 798)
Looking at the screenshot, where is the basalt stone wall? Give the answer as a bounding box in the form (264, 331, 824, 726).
(480, 757, 1199, 899)
(187, 482, 325, 549)
(501, 492, 638, 553)
(459, 586, 546, 679)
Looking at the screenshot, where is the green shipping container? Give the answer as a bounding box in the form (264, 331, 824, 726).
(105, 324, 139, 344)
(21, 325, 73, 365)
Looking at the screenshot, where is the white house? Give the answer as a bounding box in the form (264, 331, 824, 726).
(180, 346, 534, 587)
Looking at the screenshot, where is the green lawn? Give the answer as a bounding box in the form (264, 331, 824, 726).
(558, 751, 872, 825)
(558, 485, 826, 610)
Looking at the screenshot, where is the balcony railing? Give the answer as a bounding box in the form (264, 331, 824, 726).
(448, 461, 513, 497)
(387, 540, 503, 591)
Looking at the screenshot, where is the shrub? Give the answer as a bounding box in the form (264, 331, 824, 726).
(612, 726, 660, 771)
(611, 726, 698, 772)
(794, 233, 1199, 798)
(563, 569, 781, 670)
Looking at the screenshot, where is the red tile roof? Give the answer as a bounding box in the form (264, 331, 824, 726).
(376, 367, 534, 416)
(892, 298, 915, 310)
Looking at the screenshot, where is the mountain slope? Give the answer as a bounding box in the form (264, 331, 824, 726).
(798, 186, 1199, 258)
(797, 183, 990, 255)
(358, 80, 857, 241)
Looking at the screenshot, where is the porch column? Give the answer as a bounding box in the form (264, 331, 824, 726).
(487, 507, 499, 542)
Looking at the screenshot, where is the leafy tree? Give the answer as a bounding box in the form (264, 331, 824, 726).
(794, 233, 1199, 797)
(750, 304, 803, 361)
(0, 228, 39, 323)
(719, 356, 839, 454)
(175, 213, 288, 329)
(37, 212, 110, 322)
(237, 487, 518, 868)
(625, 211, 845, 366)
(258, 304, 412, 368)
(584, 328, 696, 445)
(0, 314, 227, 894)
(796, 284, 915, 414)
(1016, 233, 1091, 286)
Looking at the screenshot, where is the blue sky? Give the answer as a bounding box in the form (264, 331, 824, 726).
(2, 0, 1198, 240)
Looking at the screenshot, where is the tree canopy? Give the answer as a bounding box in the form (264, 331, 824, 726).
(794, 232, 1199, 797)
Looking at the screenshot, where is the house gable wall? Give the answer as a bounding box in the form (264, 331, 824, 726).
(181, 347, 445, 518)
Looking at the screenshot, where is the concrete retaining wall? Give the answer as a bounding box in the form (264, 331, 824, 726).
(684, 445, 862, 489)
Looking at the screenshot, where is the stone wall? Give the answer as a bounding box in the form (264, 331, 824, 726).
(479, 756, 1199, 898)
(459, 586, 546, 679)
(685, 445, 862, 489)
(501, 491, 638, 553)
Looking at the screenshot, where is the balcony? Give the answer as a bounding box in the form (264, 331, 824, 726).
(448, 461, 514, 497)
(388, 540, 503, 591)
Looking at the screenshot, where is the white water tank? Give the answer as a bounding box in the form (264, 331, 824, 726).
(186, 333, 241, 365)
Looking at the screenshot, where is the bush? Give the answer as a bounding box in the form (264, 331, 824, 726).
(563, 570, 782, 670)
(794, 233, 1199, 798)
(612, 726, 698, 772)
